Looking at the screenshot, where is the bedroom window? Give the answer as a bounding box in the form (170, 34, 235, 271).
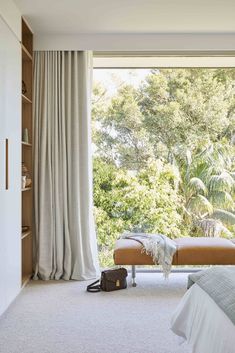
(92, 56, 235, 267)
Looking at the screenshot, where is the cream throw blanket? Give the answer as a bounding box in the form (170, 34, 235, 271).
(121, 233, 177, 277)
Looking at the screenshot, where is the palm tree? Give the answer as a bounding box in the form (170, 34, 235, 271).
(178, 143, 235, 237)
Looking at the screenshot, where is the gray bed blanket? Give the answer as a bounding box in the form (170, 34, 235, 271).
(188, 267, 235, 325)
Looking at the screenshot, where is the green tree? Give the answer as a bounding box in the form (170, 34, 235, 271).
(140, 69, 235, 160)
(180, 143, 235, 237)
(92, 68, 235, 266)
(93, 158, 185, 267)
(93, 84, 154, 169)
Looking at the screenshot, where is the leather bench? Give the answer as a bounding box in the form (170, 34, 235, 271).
(114, 237, 235, 286)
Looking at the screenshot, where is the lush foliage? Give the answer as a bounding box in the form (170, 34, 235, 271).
(92, 69, 235, 267)
(93, 158, 185, 266)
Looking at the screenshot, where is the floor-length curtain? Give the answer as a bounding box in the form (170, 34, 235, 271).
(33, 51, 100, 280)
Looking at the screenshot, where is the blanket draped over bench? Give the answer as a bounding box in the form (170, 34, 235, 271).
(121, 233, 176, 277)
(188, 267, 235, 325)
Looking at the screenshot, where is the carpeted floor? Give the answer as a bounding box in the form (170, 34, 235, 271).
(0, 273, 191, 353)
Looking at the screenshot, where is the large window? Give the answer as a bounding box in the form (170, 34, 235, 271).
(92, 65, 235, 267)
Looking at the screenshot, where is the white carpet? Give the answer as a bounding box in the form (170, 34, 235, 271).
(0, 273, 191, 353)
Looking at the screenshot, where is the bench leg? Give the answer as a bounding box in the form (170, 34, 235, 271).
(131, 265, 137, 287)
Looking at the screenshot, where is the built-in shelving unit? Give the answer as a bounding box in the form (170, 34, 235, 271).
(21, 18, 33, 287)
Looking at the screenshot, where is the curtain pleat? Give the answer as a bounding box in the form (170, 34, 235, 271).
(33, 51, 100, 280)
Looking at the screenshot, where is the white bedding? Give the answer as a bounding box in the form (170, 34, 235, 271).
(171, 283, 235, 353)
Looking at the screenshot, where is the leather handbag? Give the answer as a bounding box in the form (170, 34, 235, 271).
(87, 268, 128, 292)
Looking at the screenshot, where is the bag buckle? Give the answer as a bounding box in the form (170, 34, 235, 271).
(116, 280, 120, 287)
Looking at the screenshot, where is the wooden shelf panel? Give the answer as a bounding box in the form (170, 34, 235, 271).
(22, 94, 32, 104)
(22, 187, 32, 192)
(22, 44, 32, 61)
(22, 18, 33, 56)
(22, 232, 33, 287)
(22, 274, 31, 288)
(22, 141, 32, 147)
(21, 230, 31, 240)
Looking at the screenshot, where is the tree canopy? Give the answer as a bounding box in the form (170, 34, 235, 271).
(92, 68, 235, 267)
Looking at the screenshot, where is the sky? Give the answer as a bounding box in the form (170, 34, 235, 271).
(93, 68, 151, 96)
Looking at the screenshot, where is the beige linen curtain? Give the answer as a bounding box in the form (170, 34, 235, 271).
(33, 51, 99, 280)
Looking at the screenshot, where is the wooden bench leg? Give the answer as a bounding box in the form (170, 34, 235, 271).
(132, 265, 137, 287)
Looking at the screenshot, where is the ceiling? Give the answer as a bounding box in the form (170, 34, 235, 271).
(14, 0, 235, 35)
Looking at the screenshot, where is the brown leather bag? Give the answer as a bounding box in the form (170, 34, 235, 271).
(87, 268, 128, 292)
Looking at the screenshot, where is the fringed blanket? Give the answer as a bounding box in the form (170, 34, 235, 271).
(121, 233, 177, 277)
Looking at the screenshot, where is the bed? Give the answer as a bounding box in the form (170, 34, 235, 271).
(171, 267, 235, 353)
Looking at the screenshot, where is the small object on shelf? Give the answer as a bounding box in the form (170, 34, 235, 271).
(22, 175, 26, 189)
(23, 128, 29, 143)
(22, 162, 32, 187)
(22, 226, 29, 233)
(22, 80, 27, 95)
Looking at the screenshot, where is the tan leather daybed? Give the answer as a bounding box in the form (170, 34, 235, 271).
(114, 237, 235, 286)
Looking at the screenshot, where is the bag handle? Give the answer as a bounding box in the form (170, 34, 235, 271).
(87, 279, 101, 293)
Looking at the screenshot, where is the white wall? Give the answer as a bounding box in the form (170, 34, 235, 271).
(0, 0, 21, 40)
(34, 33, 235, 52)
